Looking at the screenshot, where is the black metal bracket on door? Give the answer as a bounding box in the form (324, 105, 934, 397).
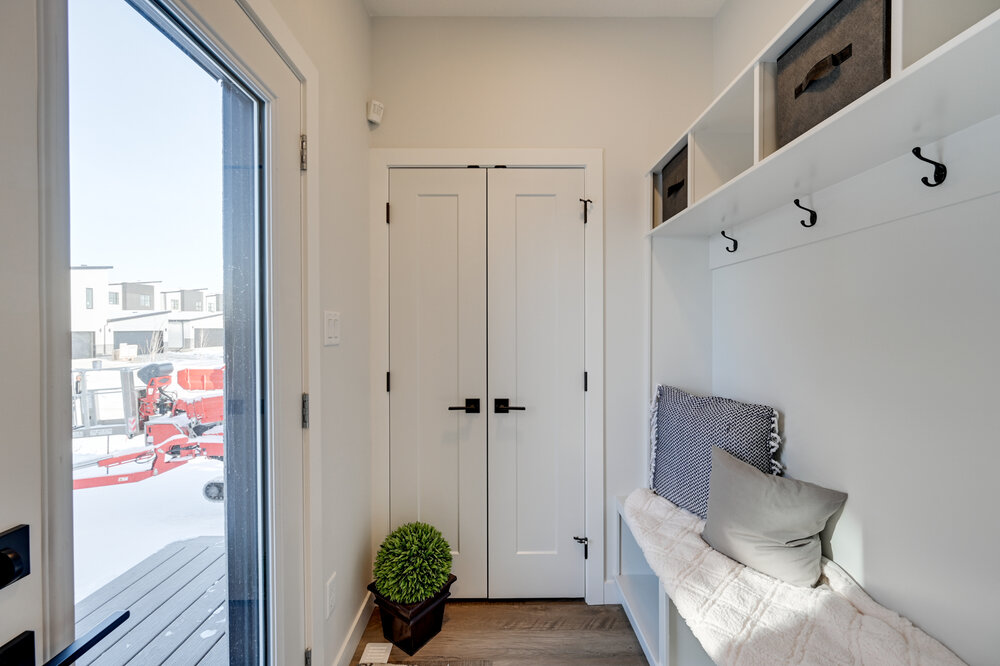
(573, 536, 589, 559)
(494, 398, 526, 414)
(0, 524, 29, 591)
(579, 198, 592, 224)
(912, 147, 947, 187)
(448, 398, 480, 414)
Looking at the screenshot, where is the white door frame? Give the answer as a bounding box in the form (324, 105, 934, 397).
(369, 149, 605, 604)
(36, 1, 324, 663)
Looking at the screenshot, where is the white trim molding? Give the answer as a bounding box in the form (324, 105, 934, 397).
(37, 0, 74, 657)
(369, 148, 606, 604)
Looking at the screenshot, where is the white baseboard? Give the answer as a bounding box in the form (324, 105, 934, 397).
(333, 592, 374, 666)
(604, 579, 621, 604)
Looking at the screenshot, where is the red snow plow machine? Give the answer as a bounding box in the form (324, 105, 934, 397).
(72, 363, 226, 500)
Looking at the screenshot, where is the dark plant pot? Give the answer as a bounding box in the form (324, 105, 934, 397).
(367, 574, 457, 656)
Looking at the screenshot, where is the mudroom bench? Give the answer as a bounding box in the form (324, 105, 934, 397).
(616, 494, 712, 666)
(616, 489, 964, 666)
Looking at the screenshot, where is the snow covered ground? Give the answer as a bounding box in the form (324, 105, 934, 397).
(73, 456, 225, 602)
(72, 349, 228, 603)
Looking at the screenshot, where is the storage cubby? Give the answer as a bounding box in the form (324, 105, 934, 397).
(689, 68, 754, 202)
(649, 141, 689, 229)
(900, 0, 1000, 69)
(616, 499, 715, 666)
(647, 0, 1000, 235)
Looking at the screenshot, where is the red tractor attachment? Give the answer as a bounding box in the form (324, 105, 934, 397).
(73, 363, 226, 500)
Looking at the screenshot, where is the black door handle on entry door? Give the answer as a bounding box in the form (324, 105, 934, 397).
(448, 398, 480, 414)
(494, 398, 526, 414)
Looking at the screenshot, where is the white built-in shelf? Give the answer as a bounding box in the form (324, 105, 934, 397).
(617, 573, 662, 666)
(648, 1, 1000, 237)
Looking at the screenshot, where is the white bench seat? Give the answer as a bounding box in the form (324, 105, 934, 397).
(619, 488, 964, 666)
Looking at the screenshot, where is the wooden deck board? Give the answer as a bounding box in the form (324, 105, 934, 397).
(76, 537, 219, 637)
(127, 572, 227, 664)
(74, 537, 228, 666)
(161, 600, 228, 666)
(74, 540, 187, 624)
(198, 635, 229, 665)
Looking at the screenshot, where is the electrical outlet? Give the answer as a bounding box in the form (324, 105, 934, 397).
(325, 572, 337, 619)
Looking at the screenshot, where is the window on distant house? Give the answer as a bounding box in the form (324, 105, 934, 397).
(86, 287, 93, 309)
(140, 294, 151, 308)
(109, 292, 119, 305)
(195, 301, 203, 311)
(208, 302, 215, 312)
(171, 299, 180, 310)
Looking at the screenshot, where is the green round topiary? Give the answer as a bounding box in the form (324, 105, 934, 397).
(373, 522, 453, 604)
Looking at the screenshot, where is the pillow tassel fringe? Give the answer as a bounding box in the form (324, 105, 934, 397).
(769, 408, 785, 476)
(648, 388, 660, 488)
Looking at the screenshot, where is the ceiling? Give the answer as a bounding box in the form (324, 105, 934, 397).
(362, 0, 727, 18)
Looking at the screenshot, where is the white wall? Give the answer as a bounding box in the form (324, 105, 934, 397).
(267, 2, 373, 664)
(0, 2, 63, 660)
(712, 0, 807, 92)
(710, 175, 1000, 666)
(370, 16, 716, 590)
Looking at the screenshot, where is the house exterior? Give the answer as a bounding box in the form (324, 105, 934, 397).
(161, 288, 206, 313)
(69, 266, 112, 358)
(116, 281, 158, 311)
(166, 312, 224, 350)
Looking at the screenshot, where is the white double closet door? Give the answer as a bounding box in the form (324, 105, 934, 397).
(388, 167, 586, 599)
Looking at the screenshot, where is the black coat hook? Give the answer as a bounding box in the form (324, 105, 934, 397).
(721, 230, 738, 253)
(912, 147, 947, 187)
(793, 199, 817, 227)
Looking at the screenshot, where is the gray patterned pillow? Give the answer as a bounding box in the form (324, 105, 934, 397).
(649, 385, 782, 518)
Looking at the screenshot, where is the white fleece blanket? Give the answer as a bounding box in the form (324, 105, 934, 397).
(623, 488, 965, 666)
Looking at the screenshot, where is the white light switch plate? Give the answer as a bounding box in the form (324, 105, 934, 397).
(323, 311, 341, 346)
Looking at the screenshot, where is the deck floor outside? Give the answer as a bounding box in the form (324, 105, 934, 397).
(74, 537, 227, 665)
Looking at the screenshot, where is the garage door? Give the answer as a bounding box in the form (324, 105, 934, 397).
(113, 330, 163, 355)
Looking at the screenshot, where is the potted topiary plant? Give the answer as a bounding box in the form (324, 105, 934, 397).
(368, 521, 457, 655)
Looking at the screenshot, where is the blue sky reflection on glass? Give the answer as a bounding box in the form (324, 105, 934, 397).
(69, 0, 223, 294)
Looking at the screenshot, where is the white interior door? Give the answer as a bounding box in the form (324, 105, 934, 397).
(487, 168, 586, 598)
(388, 168, 488, 598)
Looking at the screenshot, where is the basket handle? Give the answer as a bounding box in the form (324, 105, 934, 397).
(794, 44, 852, 98)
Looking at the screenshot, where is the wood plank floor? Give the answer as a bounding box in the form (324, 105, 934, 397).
(75, 536, 227, 666)
(350, 599, 647, 666)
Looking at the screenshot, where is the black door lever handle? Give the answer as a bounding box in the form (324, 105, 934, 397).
(448, 398, 480, 414)
(494, 398, 526, 414)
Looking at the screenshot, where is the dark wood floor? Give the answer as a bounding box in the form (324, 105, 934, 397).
(350, 599, 646, 666)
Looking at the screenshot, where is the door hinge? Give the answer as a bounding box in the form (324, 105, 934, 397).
(584, 371, 588, 391)
(301, 393, 310, 429)
(573, 536, 589, 559)
(305, 647, 312, 666)
(300, 134, 308, 171)
(579, 198, 592, 224)
(386, 202, 390, 224)
(386, 371, 391, 392)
